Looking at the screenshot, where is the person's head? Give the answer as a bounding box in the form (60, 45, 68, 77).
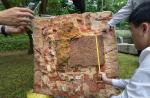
(129, 2, 150, 50)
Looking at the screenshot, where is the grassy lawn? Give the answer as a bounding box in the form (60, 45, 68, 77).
(0, 51, 33, 98)
(0, 51, 139, 98)
(118, 53, 139, 78)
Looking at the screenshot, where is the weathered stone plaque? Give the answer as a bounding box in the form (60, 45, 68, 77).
(33, 11, 119, 98)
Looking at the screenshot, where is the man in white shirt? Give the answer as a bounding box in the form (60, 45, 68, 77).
(101, 2, 150, 98)
(106, 0, 150, 55)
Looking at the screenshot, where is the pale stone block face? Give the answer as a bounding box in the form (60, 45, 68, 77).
(33, 12, 119, 98)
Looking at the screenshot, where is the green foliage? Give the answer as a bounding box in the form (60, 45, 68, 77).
(47, 0, 62, 15)
(0, 0, 127, 14)
(8, 0, 30, 7)
(117, 20, 130, 30)
(86, 0, 98, 12)
(0, 34, 29, 52)
(47, 0, 76, 15)
(109, 0, 127, 13)
(0, 0, 127, 15)
(85, 0, 127, 12)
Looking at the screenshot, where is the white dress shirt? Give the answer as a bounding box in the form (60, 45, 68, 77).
(111, 46, 150, 98)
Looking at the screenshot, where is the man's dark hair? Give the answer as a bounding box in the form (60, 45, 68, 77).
(129, 2, 150, 27)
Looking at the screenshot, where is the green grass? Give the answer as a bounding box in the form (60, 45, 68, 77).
(118, 53, 139, 78)
(0, 34, 29, 52)
(0, 51, 139, 98)
(0, 51, 34, 98)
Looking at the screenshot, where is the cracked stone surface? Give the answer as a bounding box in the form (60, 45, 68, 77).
(33, 11, 119, 98)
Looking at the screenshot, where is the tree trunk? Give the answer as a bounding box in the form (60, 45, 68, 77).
(73, 0, 85, 13)
(39, 0, 48, 15)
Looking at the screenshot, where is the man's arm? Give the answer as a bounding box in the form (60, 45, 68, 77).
(101, 72, 129, 88)
(112, 79, 129, 88)
(108, 0, 133, 27)
(0, 25, 26, 35)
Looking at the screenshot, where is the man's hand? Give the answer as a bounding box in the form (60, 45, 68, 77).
(102, 24, 114, 33)
(101, 72, 108, 81)
(0, 7, 34, 26)
(100, 72, 112, 85)
(5, 26, 26, 34)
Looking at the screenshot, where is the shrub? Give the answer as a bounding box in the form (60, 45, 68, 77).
(0, 34, 29, 52)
